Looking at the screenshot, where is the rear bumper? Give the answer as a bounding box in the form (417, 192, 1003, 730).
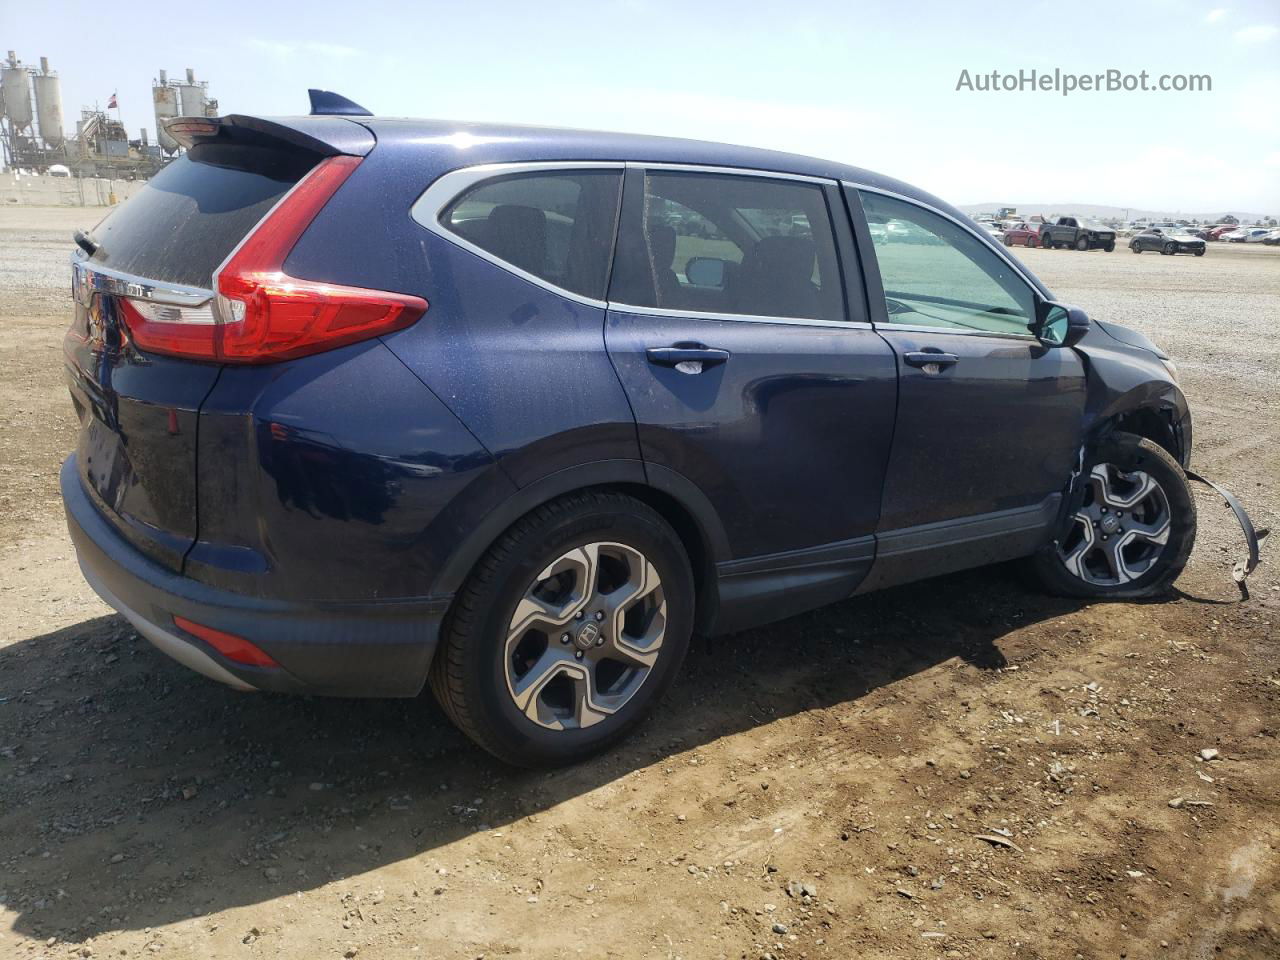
(62, 455, 449, 697)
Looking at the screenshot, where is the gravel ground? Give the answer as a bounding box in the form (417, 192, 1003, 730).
(1, 207, 1277, 960)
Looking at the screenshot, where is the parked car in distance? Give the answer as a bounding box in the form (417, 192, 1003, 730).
(1263, 229, 1280, 246)
(62, 99, 1198, 766)
(981, 223, 1006, 243)
(1207, 225, 1239, 241)
(1242, 227, 1272, 243)
(1002, 221, 1041, 247)
(1129, 227, 1207, 256)
(1040, 216, 1117, 251)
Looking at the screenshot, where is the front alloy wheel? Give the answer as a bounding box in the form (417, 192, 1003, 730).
(1030, 432, 1195, 598)
(1057, 464, 1171, 586)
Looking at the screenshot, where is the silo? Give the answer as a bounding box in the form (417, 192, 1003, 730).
(2, 52, 32, 130)
(33, 58, 64, 146)
(177, 67, 206, 117)
(153, 72, 180, 153)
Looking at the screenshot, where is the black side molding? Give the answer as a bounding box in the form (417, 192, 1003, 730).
(308, 89, 373, 116)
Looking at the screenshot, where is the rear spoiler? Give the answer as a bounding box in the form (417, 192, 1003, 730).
(161, 113, 375, 157)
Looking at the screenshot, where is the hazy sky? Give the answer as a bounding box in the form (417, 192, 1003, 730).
(4, 0, 1278, 212)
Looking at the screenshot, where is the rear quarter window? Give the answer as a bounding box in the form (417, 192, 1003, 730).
(88, 143, 317, 289)
(438, 170, 623, 301)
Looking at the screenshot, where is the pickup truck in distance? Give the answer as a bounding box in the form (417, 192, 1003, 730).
(1039, 217, 1117, 252)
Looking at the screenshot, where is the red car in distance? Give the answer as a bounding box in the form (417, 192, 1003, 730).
(1003, 221, 1041, 247)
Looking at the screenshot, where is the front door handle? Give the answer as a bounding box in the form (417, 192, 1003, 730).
(903, 351, 959, 374)
(646, 346, 730, 375)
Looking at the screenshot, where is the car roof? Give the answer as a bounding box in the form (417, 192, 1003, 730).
(351, 116, 959, 218)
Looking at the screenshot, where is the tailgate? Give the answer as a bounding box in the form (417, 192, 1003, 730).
(63, 133, 327, 571)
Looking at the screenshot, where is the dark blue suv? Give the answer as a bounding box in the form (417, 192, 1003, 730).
(62, 104, 1196, 765)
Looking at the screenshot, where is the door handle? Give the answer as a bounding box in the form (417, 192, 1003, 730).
(645, 346, 730, 375)
(903, 351, 959, 374)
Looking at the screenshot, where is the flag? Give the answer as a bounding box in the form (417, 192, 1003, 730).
(107, 93, 118, 109)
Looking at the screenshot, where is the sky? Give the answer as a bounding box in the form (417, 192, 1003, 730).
(4, 0, 1278, 213)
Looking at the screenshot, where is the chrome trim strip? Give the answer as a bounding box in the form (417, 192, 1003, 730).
(410, 161, 626, 309)
(873, 322, 1037, 341)
(71, 253, 214, 308)
(608, 301, 872, 330)
(626, 161, 834, 185)
(845, 181, 1045, 294)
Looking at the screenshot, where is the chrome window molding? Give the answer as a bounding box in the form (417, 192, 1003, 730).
(71, 253, 213, 308)
(608, 301, 872, 330)
(626, 161, 834, 185)
(876, 322, 1037, 341)
(847, 182, 1046, 343)
(410, 161, 625, 309)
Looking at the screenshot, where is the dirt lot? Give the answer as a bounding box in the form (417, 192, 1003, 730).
(1, 207, 1277, 960)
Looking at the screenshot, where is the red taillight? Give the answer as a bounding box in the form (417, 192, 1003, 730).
(173, 616, 279, 668)
(120, 155, 427, 363)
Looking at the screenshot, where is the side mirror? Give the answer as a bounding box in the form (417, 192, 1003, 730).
(1032, 300, 1090, 348)
(684, 256, 728, 289)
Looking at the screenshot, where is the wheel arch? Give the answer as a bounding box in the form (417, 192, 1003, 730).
(429, 460, 730, 636)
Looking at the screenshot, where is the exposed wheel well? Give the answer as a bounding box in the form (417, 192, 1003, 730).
(1104, 407, 1181, 463)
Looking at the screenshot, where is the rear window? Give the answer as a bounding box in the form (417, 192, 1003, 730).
(88, 143, 317, 289)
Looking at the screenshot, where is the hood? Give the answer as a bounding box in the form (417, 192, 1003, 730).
(1092, 318, 1168, 359)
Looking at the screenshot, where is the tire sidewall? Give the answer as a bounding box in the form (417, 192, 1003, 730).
(456, 500, 694, 764)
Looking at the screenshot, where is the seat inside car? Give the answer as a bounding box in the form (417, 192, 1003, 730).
(483, 204, 548, 276)
(646, 223, 681, 306)
(732, 235, 819, 318)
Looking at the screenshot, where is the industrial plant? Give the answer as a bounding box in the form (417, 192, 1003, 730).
(0, 51, 217, 180)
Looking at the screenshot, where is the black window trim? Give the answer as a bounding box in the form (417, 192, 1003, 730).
(847, 181, 1044, 342)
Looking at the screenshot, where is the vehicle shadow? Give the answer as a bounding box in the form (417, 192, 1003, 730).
(1, 564, 1085, 943)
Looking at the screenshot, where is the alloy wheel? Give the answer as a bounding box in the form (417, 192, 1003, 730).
(503, 541, 666, 731)
(1058, 464, 1171, 585)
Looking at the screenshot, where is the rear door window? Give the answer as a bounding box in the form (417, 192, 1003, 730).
(88, 143, 317, 289)
(609, 170, 845, 322)
(440, 171, 623, 300)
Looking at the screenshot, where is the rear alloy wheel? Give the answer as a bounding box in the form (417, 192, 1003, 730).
(1031, 432, 1195, 598)
(1025, 235, 1036, 248)
(1164, 242, 1177, 255)
(1131, 242, 1142, 253)
(430, 492, 693, 766)
(1075, 235, 1090, 251)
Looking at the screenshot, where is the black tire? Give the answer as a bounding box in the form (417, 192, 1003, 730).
(1131, 242, 1141, 253)
(1075, 235, 1090, 252)
(1004, 234, 1013, 246)
(429, 491, 695, 767)
(1104, 241, 1115, 252)
(1025, 235, 1036, 248)
(1029, 432, 1196, 599)
(1194, 248, 1205, 257)
(1163, 242, 1176, 255)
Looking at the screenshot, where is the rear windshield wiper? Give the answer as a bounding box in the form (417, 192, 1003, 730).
(73, 229, 99, 257)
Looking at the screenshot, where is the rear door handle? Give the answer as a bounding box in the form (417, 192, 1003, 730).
(903, 351, 959, 373)
(645, 346, 730, 375)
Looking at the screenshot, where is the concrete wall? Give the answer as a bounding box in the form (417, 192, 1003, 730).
(0, 172, 147, 207)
